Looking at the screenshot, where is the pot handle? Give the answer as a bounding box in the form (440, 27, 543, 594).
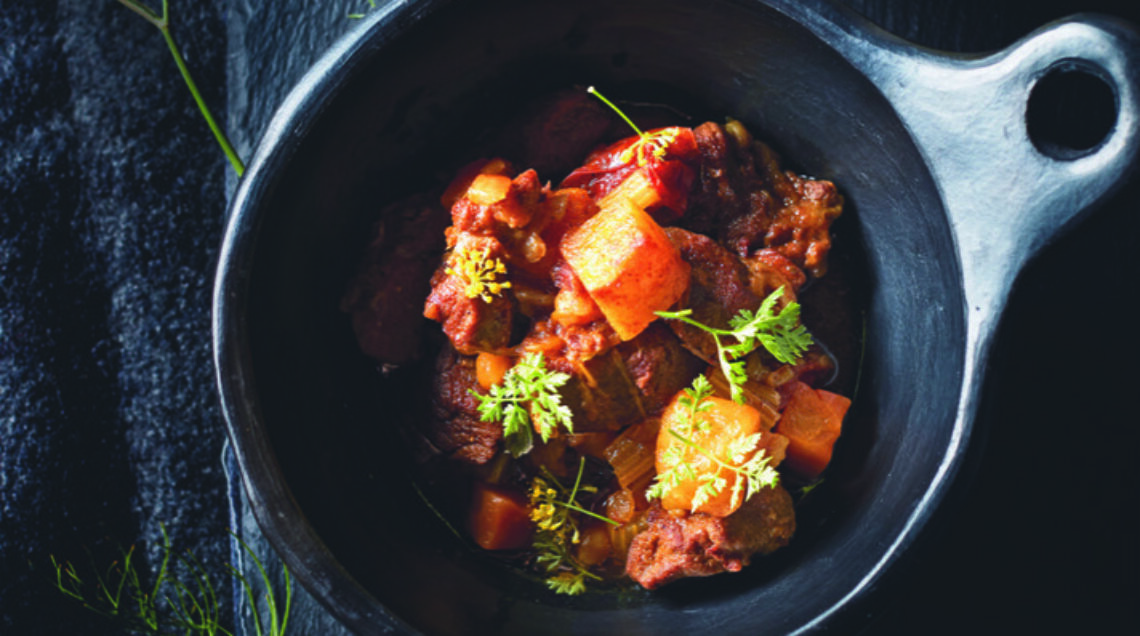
(792, 5, 1140, 315)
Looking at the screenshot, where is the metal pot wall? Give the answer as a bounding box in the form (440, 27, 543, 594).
(213, 0, 1140, 633)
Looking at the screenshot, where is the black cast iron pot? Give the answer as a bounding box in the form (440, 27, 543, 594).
(213, 1, 1140, 634)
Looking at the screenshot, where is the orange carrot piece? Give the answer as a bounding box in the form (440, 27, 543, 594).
(774, 381, 847, 480)
(468, 482, 533, 551)
(561, 197, 689, 340)
(475, 352, 512, 390)
(817, 388, 852, 422)
(656, 393, 765, 517)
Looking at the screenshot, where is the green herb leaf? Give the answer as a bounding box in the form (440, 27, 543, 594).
(545, 571, 590, 596)
(472, 353, 573, 457)
(645, 377, 781, 512)
(656, 286, 813, 404)
(726, 287, 813, 365)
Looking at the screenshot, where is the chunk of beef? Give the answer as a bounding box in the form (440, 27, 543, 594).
(723, 188, 777, 257)
(341, 196, 449, 365)
(663, 226, 760, 366)
(616, 323, 706, 415)
(684, 121, 843, 278)
(561, 348, 647, 432)
(625, 484, 796, 589)
(427, 345, 501, 465)
(449, 168, 545, 236)
(684, 121, 753, 237)
(741, 248, 806, 298)
(518, 321, 698, 430)
(734, 141, 843, 277)
(423, 235, 514, 355)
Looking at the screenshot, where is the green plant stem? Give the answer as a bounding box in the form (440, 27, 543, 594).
(118, 0, 246, 177)
(666, 428, 736, 475)
(553, 458, 618, 526)
(587, 86, 645, 138)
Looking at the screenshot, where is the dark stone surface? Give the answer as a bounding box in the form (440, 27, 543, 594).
(1, 0, 1136, 634)
(1, 1, 233, 634)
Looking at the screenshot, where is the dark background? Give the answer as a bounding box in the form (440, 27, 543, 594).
(1, 0, 1136, 634)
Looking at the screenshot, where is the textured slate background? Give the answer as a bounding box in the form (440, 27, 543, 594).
(1, 1, 233, 633)
(2, 1, 1137, 634)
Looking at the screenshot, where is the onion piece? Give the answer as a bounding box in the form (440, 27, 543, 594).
(602, 418, 660, 508)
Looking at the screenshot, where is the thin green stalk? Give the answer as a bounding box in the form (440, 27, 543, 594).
(229, 533, 292, 636)
(554, 458, 618, 526)
(117, 0, 245, 177)
(587, 86, 645, 138)
(347, 0, 378, 19)
(46, 524, 292, 635)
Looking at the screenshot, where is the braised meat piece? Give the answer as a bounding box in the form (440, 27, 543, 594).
(426, 345, 501, 465)
(724, 140, 843, 278)
(684, 121, 841, 278)
(449, 169, 543, 235)
(341, 196, 449, 365)
(741, 247, 807, 298)
(685, 121, 757, 235)
(560, 348, 647, 432)
(423, 235, 514, 355)
(625, 484, 796, 589)
(616, 323, 706, 416)
(663, 226, 760, 365)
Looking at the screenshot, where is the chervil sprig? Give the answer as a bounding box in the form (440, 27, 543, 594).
(724, 286, 813, 364)
(446, 246, 512, 303)
(674, 374, 714, 436)
(656, 286, 812, 404)
(471, 353, 573, 457)
(646, 380, 781, 513)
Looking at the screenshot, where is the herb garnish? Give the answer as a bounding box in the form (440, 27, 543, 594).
(347, 0, 378, 19)
(46, 524, 291, 635)
(116, 1, 245, 176)
(645, 376, 781, 513)
(472, 353, 574, 457)
(656, 286, 813, 404)
(587, 86, 681, 167)
(447, 246, 512, 303)
(529, 457, 617, 595)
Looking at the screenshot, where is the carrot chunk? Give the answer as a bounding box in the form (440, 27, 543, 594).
(655, 393, 766, 517)
(468, 482, 533, 551)
(475, 352, 512, 390)
(774, 381, 849, 480)
(560, 197, 689, 340)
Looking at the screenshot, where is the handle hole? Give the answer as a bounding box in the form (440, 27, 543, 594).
(1027, 63, 1117, 159)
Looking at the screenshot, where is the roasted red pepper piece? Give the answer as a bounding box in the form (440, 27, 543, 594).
(560, 127, 699, 224)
